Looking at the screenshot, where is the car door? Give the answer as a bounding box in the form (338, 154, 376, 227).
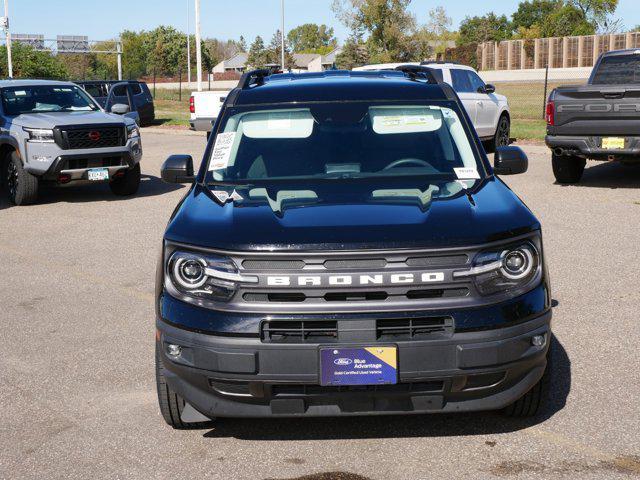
(105, 82, 140, 124)
(468, 70, 499, 138)
(450, 68, 479, 132)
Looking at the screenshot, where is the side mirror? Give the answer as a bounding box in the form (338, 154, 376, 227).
(161, 154, 195, 183)
(479, 84, 496, 94)
(494, 146, 528, 175)
(110, 103, 130, 114)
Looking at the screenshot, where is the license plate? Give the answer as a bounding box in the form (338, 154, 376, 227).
(320, 346, 397, 386)
(602, 137, 625, 150)
(87, 168, 109, 181)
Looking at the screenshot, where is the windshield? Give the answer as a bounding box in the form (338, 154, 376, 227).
(591, 54, 640, 84)
(1, 85, 100, 115)
(206, 101, 484, 187)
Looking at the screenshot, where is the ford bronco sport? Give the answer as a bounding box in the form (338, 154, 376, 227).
(0, 80, 143, 205)
(155, 67, 552, 428)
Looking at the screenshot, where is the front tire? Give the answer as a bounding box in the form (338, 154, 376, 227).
(552, 154, 585, 184)
(155, 343, 212, 429)
(109, 163, 141, 196)
(489, 114, 510, 153)
(503, 352, 551, 418)
(5, 151, 39, 206)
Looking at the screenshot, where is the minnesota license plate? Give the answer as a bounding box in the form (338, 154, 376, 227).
(320, 346, 397, 386)
(602, 137, 625, 150)
(87, 168, 109, 181)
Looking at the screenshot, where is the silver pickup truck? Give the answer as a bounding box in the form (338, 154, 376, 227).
(0, 79, 143, 205)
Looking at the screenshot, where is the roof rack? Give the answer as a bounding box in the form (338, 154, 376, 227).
(420, 60, 461, 66)
(394, 65, 438, 84)
(238, 67, 282, 89)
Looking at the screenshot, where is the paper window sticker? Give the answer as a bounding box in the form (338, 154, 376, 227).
(209, 132, 236, 170)
(454, 167, 480, 180)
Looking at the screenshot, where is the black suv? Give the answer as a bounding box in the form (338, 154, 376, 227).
(76, 80, 155, 126)
(156, 68, 552, 428)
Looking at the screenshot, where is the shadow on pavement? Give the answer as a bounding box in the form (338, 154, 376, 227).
(202, 336, 570, 441)
(0, 174, 184, 209)
(560, 161, 640, 189)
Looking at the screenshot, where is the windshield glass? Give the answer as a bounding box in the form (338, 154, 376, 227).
(1, 85, 99, 115)
(206, 101, 484, 188)
(592, 54, 640, 84)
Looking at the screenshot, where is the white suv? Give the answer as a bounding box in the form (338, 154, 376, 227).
(354, 62, 510, 151)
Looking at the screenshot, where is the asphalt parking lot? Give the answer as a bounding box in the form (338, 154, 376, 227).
(1, 131, 639, 480)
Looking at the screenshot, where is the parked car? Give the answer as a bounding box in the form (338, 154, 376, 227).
(76, 80, 155, 126)
(155, 68, 551, 428)
(189, 90, 229, 138)
(546, 49, 640, 183)
(0, 80, 143, 205)
(354, 62, 511, 152)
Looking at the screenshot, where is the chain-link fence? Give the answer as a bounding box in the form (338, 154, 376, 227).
(486, 67, 590, 141)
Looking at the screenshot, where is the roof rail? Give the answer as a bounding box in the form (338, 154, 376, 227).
(420, 60, 461, 66)
(394, 65, 438, 84)
(238, 67, 282, 89)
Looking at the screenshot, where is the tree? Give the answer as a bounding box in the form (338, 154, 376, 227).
(287, 23, 337, 53)
(332, 0, 417, 63)
(412, 6, 455, 58)
(238, 36, 247, 52)
(247, 36, 268, 69)
(458, 13, 512, 45)
(568, 0, 618, 31)
(335, 34, 370, 69)
(425, 6, 452, 38)
(540, 3, 595, 36)
(512, 0, 564, 31)
(0, 43, 68, 79)
(267, 30, 295, 69)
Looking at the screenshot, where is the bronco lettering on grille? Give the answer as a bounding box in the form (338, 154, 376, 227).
(266, 272, 445, 287)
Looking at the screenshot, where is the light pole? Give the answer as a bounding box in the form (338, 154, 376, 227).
(280, 0, 285, 70)
(186, 0, 191, 84)
(3, 0, 12, 78)
(195, 0, 202, 91)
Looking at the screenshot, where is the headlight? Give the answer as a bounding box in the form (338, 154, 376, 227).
(24, 127, 55, 143)
(127, 125, 140, 139)
(454, 241, 541, 296)
(166, 250, 257, 302)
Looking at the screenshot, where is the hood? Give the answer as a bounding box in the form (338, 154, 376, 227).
(10, 111, 126, 129)
(164, 178, 539, 251)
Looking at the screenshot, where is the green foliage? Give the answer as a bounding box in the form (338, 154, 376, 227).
(541, 4, 595, 36)
(0, 43, 68, 79)
(458, 13, 513, 45)
(287, 23, 337, 53)
(267, 30, 295, 69)
(512, 0, 564, 31)
(568, 0, 618, 30)
(247, 36, 268, 69)
(335, 34, 370, 69)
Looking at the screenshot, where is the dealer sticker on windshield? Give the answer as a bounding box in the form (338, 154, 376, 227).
(210, 132, 236, 170)
(320, 346, 397, 386)
(454, 167, 480, 180)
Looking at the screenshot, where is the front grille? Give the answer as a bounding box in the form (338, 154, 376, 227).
(271, 381, 444, 396)
(376, 316, 453, 340)
(64, 156, 124, 170)
(261, 320, 338, 343)
(203, 245, 486, 313)
(58, 126, 125, 149)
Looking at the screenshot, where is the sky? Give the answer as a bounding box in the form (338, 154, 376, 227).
(7, 0, 640, 45)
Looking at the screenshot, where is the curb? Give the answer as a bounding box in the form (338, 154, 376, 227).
(141, 127, 205, 137)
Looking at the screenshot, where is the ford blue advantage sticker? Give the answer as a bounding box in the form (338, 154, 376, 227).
(320, 346, 397, 386)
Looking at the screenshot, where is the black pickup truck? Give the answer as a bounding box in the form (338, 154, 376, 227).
(546, 49, 640, 183)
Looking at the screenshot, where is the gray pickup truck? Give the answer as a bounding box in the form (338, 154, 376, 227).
(0, 79, 143, 205)
(546, 49, 640, 183)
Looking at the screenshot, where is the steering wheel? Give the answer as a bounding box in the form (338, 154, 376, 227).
(383, 158, 431, 170)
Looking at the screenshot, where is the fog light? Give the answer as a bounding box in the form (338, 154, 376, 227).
(58, 173, 71, 184)
(531, 335, 545, 347)
(166, 344, 182, 357)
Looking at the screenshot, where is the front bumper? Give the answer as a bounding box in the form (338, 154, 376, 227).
(157, 309, 551, 418)
(546, 135, 640, 160)
(24, 139, 143, 182)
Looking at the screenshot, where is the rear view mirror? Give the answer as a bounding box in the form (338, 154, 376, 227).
(110, 103, 130, 114)
(161, 155, 195, 183)
(494, 146, 528, 175)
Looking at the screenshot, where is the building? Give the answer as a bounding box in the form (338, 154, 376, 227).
(213, 49, 342, 74)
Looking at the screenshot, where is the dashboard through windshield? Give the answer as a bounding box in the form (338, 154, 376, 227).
(206, 101, 485, 187)
(1, 85, 99, 115)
